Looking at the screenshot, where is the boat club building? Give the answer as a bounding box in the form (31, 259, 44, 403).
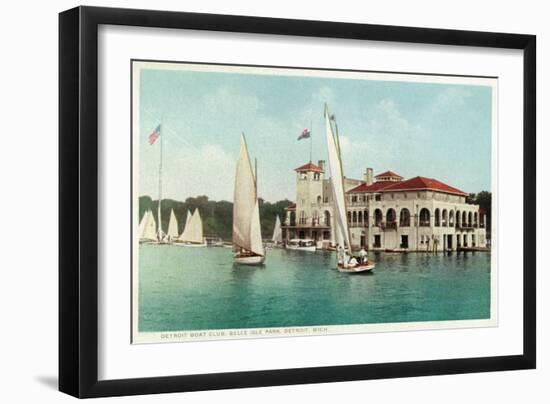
(282, 161, 487, 251)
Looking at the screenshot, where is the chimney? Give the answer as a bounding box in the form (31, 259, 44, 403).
(364, 167, 373, 185)
(318, 160, 325, 172)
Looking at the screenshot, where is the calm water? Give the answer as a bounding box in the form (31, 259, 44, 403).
(138, 245, 491, 332)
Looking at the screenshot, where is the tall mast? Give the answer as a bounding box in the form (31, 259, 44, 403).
(329, 106, 353, 252)
(254, 157, 258, 200)
(309, 118, 313, 163)
(157, 123, 163, 238)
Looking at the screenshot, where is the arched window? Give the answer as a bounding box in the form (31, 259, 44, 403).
(347, 211, 351, 224)
(316, 195, 322, 205)
(324, 210, 331, 226)
(358, 211, 363, 225)
(474, 212, 478, 227)
(312, 210, 319, 226)
(374, 209, 383, 226)
(442, 209, 448, 226)
(462, 211, 467, 227)
(468, 211, 473, 227)
(352, 211, 357, 224)
(399, 208, 410, 227)
(364, 210, 369, 226)
(299, 210, 306, 225)
(386, 208, 396, 223)
(449, 210, 454, 226)
(434, 208, 440, 226)
(456, 210, 461, 227)
(419, 208, 430, 226)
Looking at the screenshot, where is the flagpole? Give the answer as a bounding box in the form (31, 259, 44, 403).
(309, 118, 313, 163)
(157, 124, 163, 240)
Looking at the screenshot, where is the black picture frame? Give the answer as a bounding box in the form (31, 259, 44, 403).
(59, 5, 536, 398)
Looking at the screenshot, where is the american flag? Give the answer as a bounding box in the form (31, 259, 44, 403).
(297, 128, 311, 141)
(148, 124, 161, 145)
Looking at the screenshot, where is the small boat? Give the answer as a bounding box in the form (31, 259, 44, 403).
(286, 238, 316, 252)
(174, 208, 207, 247)
(207, 237, 225, 247)
(138, 209, 157, 243)
(325, 104, 375, 274)
(232, 133, 266, 265)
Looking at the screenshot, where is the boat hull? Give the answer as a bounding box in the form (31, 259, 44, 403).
(286, 245, 316, 252)
(173, 242, 207, 248)
(337, 263, 375, 273)
(234, 254, 265, 265)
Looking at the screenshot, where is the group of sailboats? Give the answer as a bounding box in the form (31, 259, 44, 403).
(175, 209, 207, 247)
(137, 207, 206, 246)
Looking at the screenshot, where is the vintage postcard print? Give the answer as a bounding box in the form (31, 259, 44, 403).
(131, 60, 497, 344)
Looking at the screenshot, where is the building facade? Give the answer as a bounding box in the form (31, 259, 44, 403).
(282, 162, 488, 251)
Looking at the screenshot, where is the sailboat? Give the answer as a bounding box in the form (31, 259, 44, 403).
(165, 208, 179, 243)
(175, 208, 207, 247)
(272, 215, 283, 244)
(139, 210, 157, 243)
(325, 105, 375, 273)
(233, 133, 266, 265)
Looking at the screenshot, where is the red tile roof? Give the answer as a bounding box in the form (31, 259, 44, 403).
(381, 176, 467, 196)
(375, 170, 403, 179)
(347, 176, 467, 196)
(348, 181, 394, 193)
(285, 203, 296, 210)
(294, 162, 324, 173)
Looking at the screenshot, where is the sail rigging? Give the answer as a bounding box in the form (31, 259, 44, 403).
(233, 133, 264, 256)
(325, 105, 352, 251)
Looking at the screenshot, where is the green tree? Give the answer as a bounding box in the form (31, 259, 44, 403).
(138, 195, 293, 241)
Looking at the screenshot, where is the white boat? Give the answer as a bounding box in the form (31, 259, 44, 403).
(286, 238, 317, 252)
(232, 133, 266, 265)
(139, 210, 157, 243)
(207, 237, 225, 247)
(174, 208, 207, 247)
(325, 105, 374, 274)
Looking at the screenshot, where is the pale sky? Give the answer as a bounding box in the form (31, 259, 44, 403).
(137, 64, 493, 203)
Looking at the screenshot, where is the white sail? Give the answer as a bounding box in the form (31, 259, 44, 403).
(272, 215, 282, 243)
(178, 210, 192, 241)
(179, 208, 203, 243)
(167, 209, 179, 240)
(325, 106, 351, 251)
(233, 133, 258, 252)
(138, 211, 147, 238)
(249, 200, 265, 256)
(142, 210, 157, 241)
